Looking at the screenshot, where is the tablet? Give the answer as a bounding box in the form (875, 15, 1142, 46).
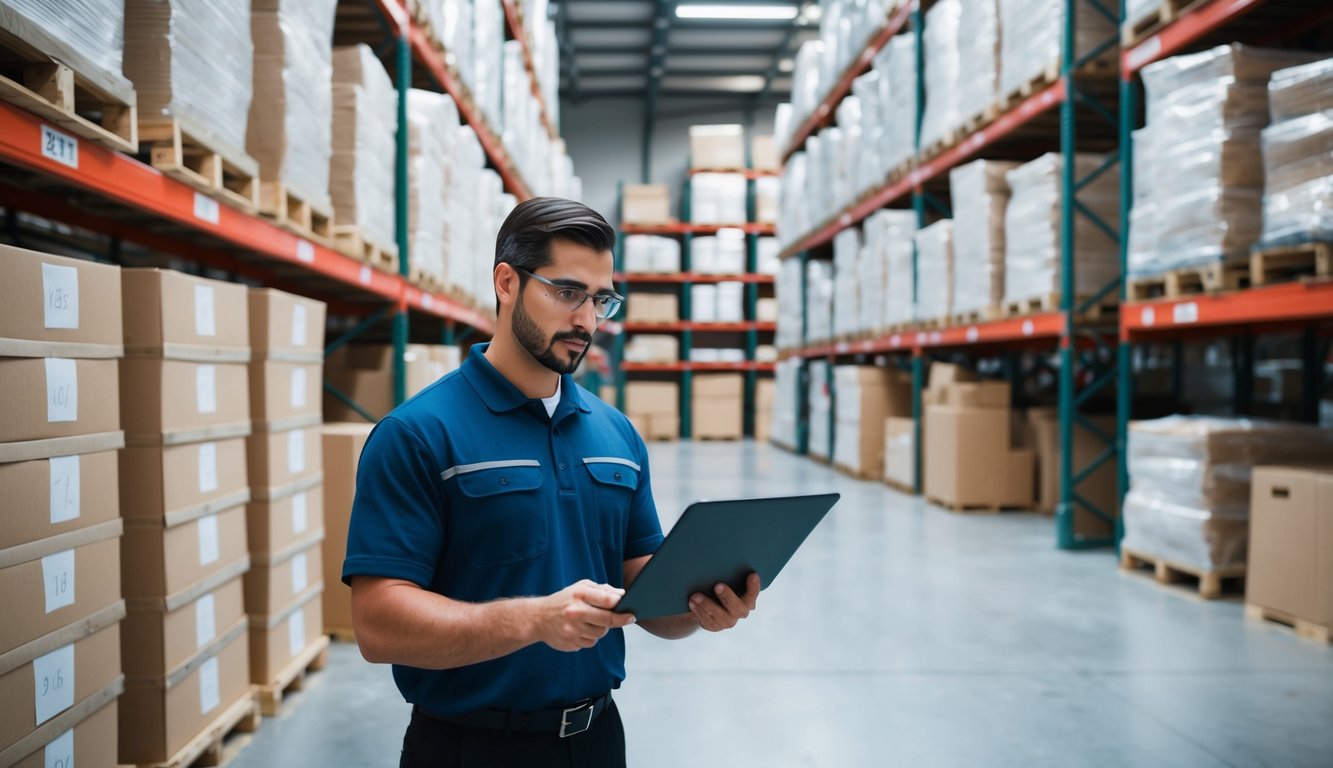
(614, 493, 840, 621)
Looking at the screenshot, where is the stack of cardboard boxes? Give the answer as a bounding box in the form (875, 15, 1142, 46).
(692, 374, 744, 441)
(625, 293, 679, 325)
(832, 366, 911, 479)
(244, 290, 329, 713)
(117, 270, 256, 765)
(0, 247, 127, 767)
(621, 185, 672, 225)
(624, 382, 679, 442)
(753, 378, 776, 444)
(689, 124, 745, 169)
(923, 363, 1034, 510)
(1247, 466, 1333, 641)
(1024, 408, 1119, 538)
(320, 423, 376, 640)
(323, 343, 460, 422)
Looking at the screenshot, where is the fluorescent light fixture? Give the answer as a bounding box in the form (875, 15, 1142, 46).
(676, 4, 800, 21)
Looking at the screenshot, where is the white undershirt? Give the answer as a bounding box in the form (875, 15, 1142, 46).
(541, 377, 562, 418)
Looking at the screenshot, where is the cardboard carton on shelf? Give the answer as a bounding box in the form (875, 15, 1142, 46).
(689, 124, 745, 169)
(248, 288, 326, 363)
(3, 695, 119, 768)
(621, 184, 672, 225)
(244, 536, 324, 617)
(0, 449, 120, 551)
(1027, 408, 1119, 537)
(120, 575, 245, 678)
(119, 359, 251, 443)
(248, 360, 324, 431)
(121, 269, 249, 361)
(924, 405, 1033, 508)
(1246, 466, 1333, 635)
(0, 244, 124, 357)
(247, 426, 323, 496)
(120, 505, 248, 602)
(0, 357, 122, 449)
(884, 417, 916, 490)
(0, 531, 122, 656)
(248, 590, 323, 685)
(248, 483, 324, 560)
(751, 134, 780, 172)
(119, 438, 249, 523)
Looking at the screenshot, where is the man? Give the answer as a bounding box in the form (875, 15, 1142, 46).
(344, 197, 760, 767)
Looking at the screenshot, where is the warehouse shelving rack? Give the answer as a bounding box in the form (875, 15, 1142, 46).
(1116, 0, 1333, 543)
(0, 0, 563, 419)
(779, 0, 1124, 549)
(610, 171, 780, 438)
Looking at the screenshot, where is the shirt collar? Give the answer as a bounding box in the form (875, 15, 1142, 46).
(462, 343, 591, 415)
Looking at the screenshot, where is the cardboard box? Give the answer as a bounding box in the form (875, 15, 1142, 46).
(1247, 466, 1333, 628)
(248, 483, 324, 558)
(0, 244, 123, 358)
(247, 426, 323, 497)
(244, 536, 324, 617)
(0, 618, 121, 754)
(118, 619, 250, 764)
(248, 590, 322, 685)
(625, 382, 679, 419)
(625, 293, 679, 324)
(121, 269, 249, 361)
(1028, 409, 1118, 536)
(0, 531, 122, 656)
(248, 360, 323, 430)
(927, 362, 977, 390)
(621, 184, 672, 225)
(121, 575, 245, 678)
(943, 381, 1012, 409)
(884, 417, 916, 488)
(120, 439, 249, 524)
(693, 377, 743, 440)
(321, 423, 373, 633)
(247, 288, 326, 363)
(834, 367, 911, 424)
(323, 344, 455, 422)
(121, 505, 248, 602)
(0, 450, 119, 552)
(7, 695, 118, 768)
(119, 359, 250, 443)
(751, 135, 779, 172)
(693, 373, 744, 400)
(0, 358, 121, 446)
(689, 124, 745, 169)
(1003, 449, 1036, 507)
(924, 405, 1021, 507)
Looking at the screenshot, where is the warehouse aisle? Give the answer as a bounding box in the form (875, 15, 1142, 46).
(231, 441, 1333, 768)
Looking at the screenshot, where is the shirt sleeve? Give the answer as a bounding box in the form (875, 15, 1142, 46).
(624, 431, 664, 559)
(342, 416, 445, 588)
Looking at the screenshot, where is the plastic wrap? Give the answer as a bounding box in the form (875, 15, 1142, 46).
(442, 0, 473, 87)
(833, 228, 862, 339)
(914, 220, 954, 321)
(690, 173, 747, 225)
(248, 0, 337, 210)
(852, 71, 885, 196)
(778, 151, 810, 248)
(1004, 153, 1120, 301)
(790, 40, 825, 135)
(0, 0, 132, 99)
(884, 33, 918, 175)
(1124, 0, 1157, 31)
(858, 225, 888, 337)
(124, 0, 251, 158)
(1268, 57, 1333, 123)
(472, 0, 504, 131)
(771, 357, 801, 448)
(1142, 45, 1322, 119)
(865, 210, 918, 330)
(774, 102, 794, 153)
(807, 360, 832, 460)
(407, 90, 454, 287)
(776, 257, 804, 351)
(950, 160, 1017, 316)
(817, 1, 846, 106)
(919, 0, 961, 150)
(331, 45, 397, 251)
(834, 96, 862, 212)
(1121, 415, 1333, 570)
(1260, 110, 1333, 244)
(805, 259, 834, 344)
(998, 0, 1118, 100)
(956, 0, 1000, 125)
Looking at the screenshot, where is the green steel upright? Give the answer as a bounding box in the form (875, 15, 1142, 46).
(392, 32, 412, 407)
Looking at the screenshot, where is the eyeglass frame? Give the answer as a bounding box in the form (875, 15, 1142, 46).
(514, 267, 625, 320)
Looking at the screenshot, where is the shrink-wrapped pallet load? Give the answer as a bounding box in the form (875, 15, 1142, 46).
(1259, 57, 1333, 246)
(919, 0, 962, 151)
(956, 0, 1001, 126)
(999, 0, 1118, 99)
(331, 45, 398, 261)
(914, 220, 955, 323)
(950, 160, 1018, 317)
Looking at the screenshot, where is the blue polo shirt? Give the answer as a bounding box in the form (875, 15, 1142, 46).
(342, 343, 664, 716)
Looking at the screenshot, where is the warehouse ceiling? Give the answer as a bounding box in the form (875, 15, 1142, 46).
(555, 0, 817, 108)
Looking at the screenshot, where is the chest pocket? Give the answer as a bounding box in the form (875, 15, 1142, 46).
(583, 457, 640, 553)
(446, 461, 547, 568)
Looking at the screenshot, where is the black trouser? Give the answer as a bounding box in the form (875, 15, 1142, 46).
(400, 700, 627, 768)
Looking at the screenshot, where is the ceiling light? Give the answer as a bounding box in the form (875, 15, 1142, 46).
(676, 4, 800, 21)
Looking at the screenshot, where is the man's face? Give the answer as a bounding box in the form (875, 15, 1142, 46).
(509, 239, 616, 375)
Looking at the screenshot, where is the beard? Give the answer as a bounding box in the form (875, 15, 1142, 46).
(512, 295, 592, 374)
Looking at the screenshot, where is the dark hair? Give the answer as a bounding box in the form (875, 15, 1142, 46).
(494, 197, 615, 273)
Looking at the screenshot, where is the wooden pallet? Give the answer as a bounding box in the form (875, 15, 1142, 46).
(695, 434, 743, 442)
(1003, 292, 1117, 320)
(948, 307, 1001, 326)
(1122, 0, 1210, 48)
(883, 477, 915, 495)
(259, 182, 334, 245)
(926, 496, 1003, 515)
(1119, 548, 1244, 600)
(809, 454, 831, 466)
(139, 119, 259, 212)
(134, 693, 260, 768)
(1250, 242, 1332, 287)
(993, 58, 1117, 116)
(0, 28, 137, 154)
(913, 316, 949, 330)
(253, 635, 330, 717)
(333, 226, 400, 273)
(1127, 260, 1250, 302)
(1245, 603, 1332, 645)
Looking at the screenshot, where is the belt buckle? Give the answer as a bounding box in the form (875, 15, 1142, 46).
(558, 699, 595, 738)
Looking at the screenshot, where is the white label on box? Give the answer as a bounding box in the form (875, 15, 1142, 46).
(291, 304, 308, 347)
(195, 592, 216, 649)
(45, 358, 78, 423)
(296, 240, 315, 264)
(291, 551, 308, 594)
(1172, 302, 1199, 324)
(33, 643, 74, 725)
(40, 125, 78, 169)
(290, 367, 307, 408)
(48, 455, 80, 524)
(199, 656, 220, 715)
(198, 442, 218, 493)
(291, 491, 308, 534)
(193, 192, 220, 225)
(197, 514, 219, 566)
(287, 429, 305, 474)
(41, 263, 79, 330)
(44, 728, 73, 768)
(288, 609, 306, 658)
(42, 549, 75, 614)
(196, 364, 217, 414)
(194, 284, 217, 337)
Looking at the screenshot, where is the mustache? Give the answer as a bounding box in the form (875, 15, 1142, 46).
(552, 330, 592, 344)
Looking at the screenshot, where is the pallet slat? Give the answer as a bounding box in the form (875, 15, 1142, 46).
(258, 182, 334, 245)
(1245, 603, 1332, 645)
(1120, 548, 1245, 600)
(1127, 260, 1251, 302)
(1250, 242, 1332, 287)
(133, 693, 260, 768)
(139, 118, 259, 213)
(253, 635, 330, 717)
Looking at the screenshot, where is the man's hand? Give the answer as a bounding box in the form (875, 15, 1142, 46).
(535, 579, 637, 652)
(689, 572, 761, 632)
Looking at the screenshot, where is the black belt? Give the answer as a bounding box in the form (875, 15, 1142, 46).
(415, 693, 612, 739)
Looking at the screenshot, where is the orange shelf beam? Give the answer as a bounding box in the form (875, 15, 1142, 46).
(621, 322, 777, 333)
(622, 362, 776, 373)
(1121, 281, 1333, 341)
(688, 168, 780, 180)
(798, 313, 1069, 357)
(1122, 0, 1268, 75)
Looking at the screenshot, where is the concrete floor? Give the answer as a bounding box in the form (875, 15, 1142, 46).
(229, 441, 1333, 768)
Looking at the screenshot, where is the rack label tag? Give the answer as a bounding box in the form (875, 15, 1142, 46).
(193, 192, 220, 225)
(40, 126, 78, 169)
(1172, 302, 1198, 324)
(297, 240, 315, 264)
